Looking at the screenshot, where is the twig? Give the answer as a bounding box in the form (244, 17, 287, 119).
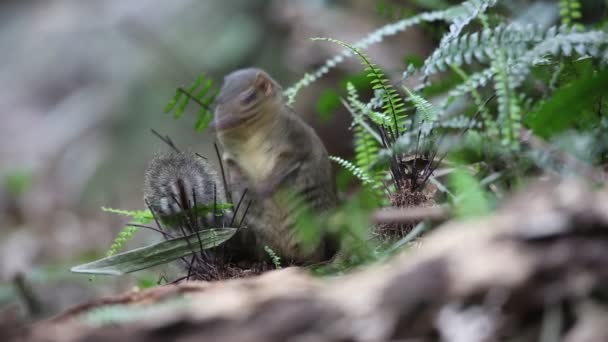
(145, 200, 195, 270)
(150, 129, 180, 153)
(13, 273, 42, 317)
(214, 143, 231, 202)
(387, 221, 430, 254)
(372, 206, 450, 224)
(177, 87, 212, 112)
(195, 153, 208, 160)
(230, 189, 249, 227)
(238, 200, 253, 229)
(126, 224, 175, 238)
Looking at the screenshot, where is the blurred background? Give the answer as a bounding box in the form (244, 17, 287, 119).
(0, 0, 437, 318)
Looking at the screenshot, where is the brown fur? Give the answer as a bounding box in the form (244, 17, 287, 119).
(215, 68, 338, 263)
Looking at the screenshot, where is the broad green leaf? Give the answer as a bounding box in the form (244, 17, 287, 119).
(449, 168, 490, 218)
(527, 69, 608, 139)
(71, 228, 237, 276)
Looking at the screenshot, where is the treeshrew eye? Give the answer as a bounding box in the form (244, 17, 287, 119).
(241, 89, 257, 105)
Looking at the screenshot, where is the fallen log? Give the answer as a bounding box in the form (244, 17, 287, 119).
(13, 180, 608, 342)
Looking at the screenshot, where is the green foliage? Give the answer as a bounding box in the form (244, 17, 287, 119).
(136, 275, 159, 289)
(289, 188, 380, 274)
(327, 189, 380, 265)
(449, 167, 491, 218)
(527, 69, 608, 139)
(329, 156, 375, 187)
(301, 2, 604, 239)
(451, 64, 496, 136)
(164, 73, 218, 132)
(426, 25, 608, 101)
(264, 246, 282, 270)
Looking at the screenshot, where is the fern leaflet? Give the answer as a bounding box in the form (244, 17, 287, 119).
(492, 49, 521, 149)
(101, 207, 154, 257)
(313, 38, 407, 139)
(164, 73, 218, 132)
(330, 156, 375, 187)
(284, 7, 462, 104)
(559, 0, 584, 30)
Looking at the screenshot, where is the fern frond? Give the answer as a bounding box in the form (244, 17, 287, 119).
(330, 156, 375, 187)
(492, 49, 521, 149)
(101, 207, 154, 257)
(450, 65, 498, 137)
(374, 134, 414, 166)
(264, 246, 282, 269)
(426, 24, 608, 77)
(435, 26, 608, 111)
(559, 0, 584, 30)
(342, 83, 388, 191)
(439, 0, 498, 46)
(436, 115, 481, 129)
(424, 24, 549, 75)
(354, 124, 380, 172)
(164, 73, 218, 132)
(284, 8, 461, 104)
(445, 67, 495, 104)
(508, 29, 608, 88)
(101, 207, 154, 224)
(345, 82, 389, 127)
(313, 38, 407, 138)
(286, 73, 313, 106)
(371, 88, 441, 165)
(105, 226, 139, 258)
(404, 86, 438, 122)
(284, 0, 502, 104)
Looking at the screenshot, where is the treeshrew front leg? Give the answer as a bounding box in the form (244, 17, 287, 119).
(255, 159, 303, 198)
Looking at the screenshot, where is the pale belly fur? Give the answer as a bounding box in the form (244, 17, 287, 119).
(235, 132, 277, 184)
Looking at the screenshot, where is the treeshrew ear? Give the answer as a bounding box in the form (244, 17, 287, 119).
(254, 72, 274, 97)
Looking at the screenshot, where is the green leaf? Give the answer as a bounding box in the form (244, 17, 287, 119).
(195, 111, 214, 132)
(164, 73, 218, 132)
(71, 228, 237, 276)
(449, 168, 490, 219)
(526, 69, 608, 139)
(163, 90, 184, 113)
